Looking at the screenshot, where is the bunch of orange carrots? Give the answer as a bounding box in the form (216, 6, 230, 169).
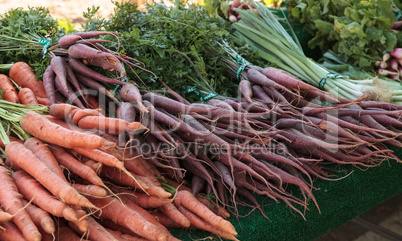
(0, 63, 237, 241)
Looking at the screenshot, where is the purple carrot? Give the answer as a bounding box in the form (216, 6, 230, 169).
(120, 83, 149, 113)
(359, 101, 402, 110)
(302, 88, 345, 104)
(251, 182, 307, 219)
(140, 116, 175, 145)
(251, 148, 312, 183)
(42, 65, 56, 104)
(68, 58, 127, 85)
(281, 128, 361, 150)
(262, 86, 290, 105)
(207, 99, 236, 111)
(314, 112, 392, 134)
(261, 160, 320, 212)
(307, 116, 367, 144)
(143, 92, 218, 114)
(224, 99, 247, 112)
(239, 79, 254, 103)
(68, 43, 126, 78)
(371, 115, 402, 129)
(216, 179, 228, 207)
(75, 73, 119, 103)
(73, 31, 118, 39)
(220, 154, 271, 189)
(160, 81, 190, 105)
(65, 63, 86, 102)
(58, 34, 82, 49)
(142, 101, 211, 137)
(236, 188, 272, 219)
(233, 169, 279, 204)
(214, 161, 237, 208)
(191, 175, 206, 196)
(58, 31, 117, 49)
(295, 147, 367, 165)
(178, 148, 217, 197)
(54, 76, 84, 108)
(76, 39, 113, 45)
(247, 68, 295, 95)
(261, 67, 319, 92)
(84, 56, 126, 78)
(50, 56, 70, 95)
(234, 151, 282, 187)
(118, 102, 136, 142)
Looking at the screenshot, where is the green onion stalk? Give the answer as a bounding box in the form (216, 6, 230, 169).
(232, 2, 402, 104)
(0, 100, 48, 146)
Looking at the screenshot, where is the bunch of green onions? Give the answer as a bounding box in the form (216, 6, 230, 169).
(232, 2, 402, 103)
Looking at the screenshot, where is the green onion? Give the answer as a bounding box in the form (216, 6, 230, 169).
(232, 2, 402, 103)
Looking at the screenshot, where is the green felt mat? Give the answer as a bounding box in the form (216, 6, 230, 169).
(169, 146, 402, 241)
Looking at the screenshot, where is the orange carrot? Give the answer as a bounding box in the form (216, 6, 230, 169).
(72, 184, 107, 197)
(134, 175, 171, 199)
(55, 225, 88, 241)
(49, 145, 105, 187)
(108, 147, 161, 186)
(165, 179, 228, 218)
(0, 221, 26, 241)
(99, 133, 161, 181)
(12, 170, 78, 222)
(104, 228, 148, 241)
(118, 195, 169, 233)
(18, 87, 39, 105)
(100, 166, 149, 191)
(117, 189, 172, 208)
(72, 208, 89, 233)
(36, 96, 51, 106)
(123, 150, 161, 180)
(174, 190, 237, 236)
(21, 199, 55, 235)
(0, 209, 13, 224)
(49, 103, 147, 134)
(99, 219, 139, 237)
(82, 159, 103, 174)
(0, 164, 41, 241)
(178, 206, 238, 241)
(24, 137, 67, 182)
(6, 142, 96, 209)
(102, 145, 159, 180)
(159, 203, 190, 228)
(9, 62, 47, 98)
(72, 147, 126, 171)
(68, 216, 118, 241)
(49, 103, 100, 122)
(0, 74, 19, 103)
(77, 115, 147, 134)
(4, 157, 22, 171)
(196, 196, 231, 219)
(151, 211, 184, 229)
(20, 111, 105, 149)
(72, 147, 148, 193)
(89, 196, 171, 241)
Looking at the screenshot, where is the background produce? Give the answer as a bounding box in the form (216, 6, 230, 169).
(282, 0, 402, 70)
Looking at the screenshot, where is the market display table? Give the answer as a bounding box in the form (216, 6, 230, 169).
(170, 146, 402, 241)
